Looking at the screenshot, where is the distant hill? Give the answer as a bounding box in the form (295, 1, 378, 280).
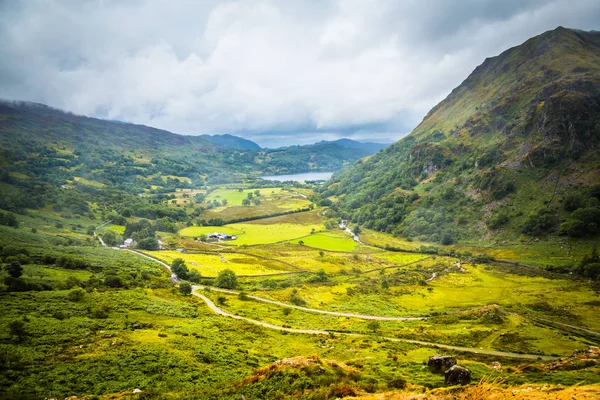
(322, 27, 600, 244)
(0, 101, 387, 194)
(198, 134, 261, 150)
(255, 139, 388, 175)
(316, 139, 390, 153)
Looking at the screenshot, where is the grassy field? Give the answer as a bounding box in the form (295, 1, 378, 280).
(200, 187, 311, 221)
(1, 181, 599, 399)
(178, 225, 243, 237)
(145, 250, 298, 277)
(290, 231, 360, 252)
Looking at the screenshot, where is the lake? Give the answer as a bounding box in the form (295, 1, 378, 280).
(260, 172, 334, 182)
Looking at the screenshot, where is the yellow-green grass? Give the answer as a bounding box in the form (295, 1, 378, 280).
(8, 172, 30, 180)
(179, 226, 243, 237)
(102, 224, 125, 234)
(226, 221, 323, 246)
(245, 243, 396, 273)
(19, 265, 94, 281)
(206, 187, 285, 205)
(249, 259, 599, 331)
(360, 228, 427, 251)
(73, 177, 106, 187)
(209, 290, 587, 357)
(370, 252, 431, 266)
(290, 231, 359, 252)
(160, 175, 192, 183)
(200, 196, 310, 221)
(146, 250, 296, 277)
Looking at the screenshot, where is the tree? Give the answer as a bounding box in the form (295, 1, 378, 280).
(171, 258, 189, 280)
(5, 261, 23, 278)
(214, 269, 237, 289)
(102, 231, 117, 246)
(187, 270, 202, 283)
(319, 250, 325, 257)
(179, 282, 192, 296)
(353, 225, 361, 235)
(222, 199, 228, 206)
(217, 295, 227, 305)
(242, 198, 251, 206)
(289, 289, 306, 306)
(367, 320, 380, 333)
(9, 320, 27, 343)
(137, 237, 159, 250)
(238, 291, 249, 301)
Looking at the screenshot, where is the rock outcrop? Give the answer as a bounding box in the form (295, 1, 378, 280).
(445, 365, 471, 385)
(427, 355, 457, 374)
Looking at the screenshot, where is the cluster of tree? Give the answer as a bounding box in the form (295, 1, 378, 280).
(170, 258, 202, 283)
(558, 188, 600, 237)
(574, 246, 600, 280)
(0, 211, 18, 228)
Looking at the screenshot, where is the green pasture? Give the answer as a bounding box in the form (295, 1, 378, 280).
(290, 231, 359, 252)
(178, 226, 243, 237)
(147, 250, 297, 277)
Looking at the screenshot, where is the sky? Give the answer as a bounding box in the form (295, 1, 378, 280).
(1, 0, 599, 147)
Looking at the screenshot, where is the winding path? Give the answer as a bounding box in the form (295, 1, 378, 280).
(192, 289, 558, 361)
(127, 249, 425, 321)
(94, 229, 565, 360)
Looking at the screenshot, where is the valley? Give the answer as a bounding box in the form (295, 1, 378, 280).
(1, 178, 599, 399)
(1, 25, 600, 400)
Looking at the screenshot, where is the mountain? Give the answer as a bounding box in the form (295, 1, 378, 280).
(322, 27, 600, 244)
(0, 101, 387, 196)
(316, 139, 390, 153)
(198, 134, 262, 150)
(255, 140, 387, 175)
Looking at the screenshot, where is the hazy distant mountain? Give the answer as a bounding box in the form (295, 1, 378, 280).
(198, 134, 262, 151)
(316, 139, 390, 153)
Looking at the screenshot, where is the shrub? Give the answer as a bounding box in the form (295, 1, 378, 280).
(521, 209, 557, 235)
(171, 258, 189, 280)
(367, 320, 380, 333)
(238, 291, 249, 301)
(559, 220, 585, 237)
(67, 288, 86, 302)
(487, 211, 509, 229)
(289, 289, 306, 306)
(179, 282, 192, 296)
(214, 269, 237, 289)
(4, 261, 23, 278)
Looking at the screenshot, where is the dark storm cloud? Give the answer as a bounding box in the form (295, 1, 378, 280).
(0, 0, 599, 147)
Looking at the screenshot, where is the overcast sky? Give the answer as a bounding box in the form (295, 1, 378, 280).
(1, 0, 599, 147)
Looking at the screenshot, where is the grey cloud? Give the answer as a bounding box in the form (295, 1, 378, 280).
(1, 0, 599, 147)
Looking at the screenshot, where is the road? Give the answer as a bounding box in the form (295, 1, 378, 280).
(126, 249, 425, 321)
(92, 226, 567, 360)
(191, 289, 558, 361)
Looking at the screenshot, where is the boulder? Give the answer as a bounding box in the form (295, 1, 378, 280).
(445, 365, 471, 385)
(427, 355, 457, 374)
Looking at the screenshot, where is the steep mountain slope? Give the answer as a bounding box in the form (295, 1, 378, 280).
(199, 133, 262, 150)
(323, 27, 600, 243)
